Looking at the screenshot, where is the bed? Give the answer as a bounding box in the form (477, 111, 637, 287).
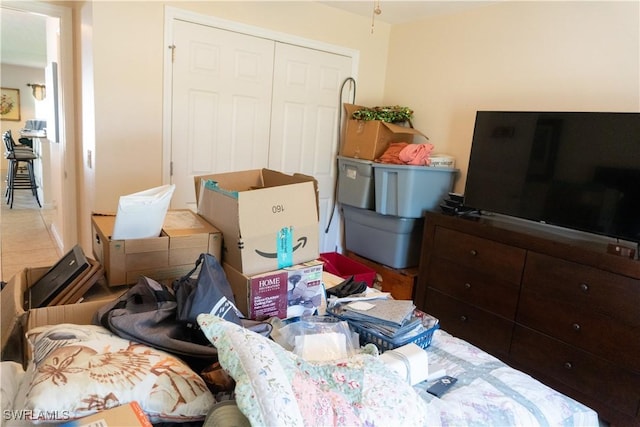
(415, 329, 598, 426)
(1, 315, 599, 426)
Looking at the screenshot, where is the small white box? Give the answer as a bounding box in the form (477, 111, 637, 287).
(379, 342, 429, 385)
(430, 154, 456, 168)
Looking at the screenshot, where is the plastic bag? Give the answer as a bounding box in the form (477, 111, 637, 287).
(270, 316, 359, 362)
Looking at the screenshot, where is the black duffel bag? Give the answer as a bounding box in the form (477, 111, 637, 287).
(94, 254, 272, 363)
(173, 253, 243, 328)
(94, 275, 218, 359)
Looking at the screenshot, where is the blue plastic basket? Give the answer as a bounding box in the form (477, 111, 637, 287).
(350, 321, 439, 353)
(327, 307, 440, 353)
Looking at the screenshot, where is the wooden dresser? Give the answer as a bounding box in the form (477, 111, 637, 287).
(415, 212, 640, 426)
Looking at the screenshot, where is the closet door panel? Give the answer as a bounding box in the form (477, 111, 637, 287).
(171, 20, 274, 209)
(269, 43, 353, 251)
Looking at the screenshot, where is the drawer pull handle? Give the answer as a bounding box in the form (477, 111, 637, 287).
(572, 323, 581, 331)
(464, 282, 472, 289)
(579, 283, 589, 293)
(470, 249, 478, 256)
(460, 315, 468, 322)
(564, 362, 573, 370)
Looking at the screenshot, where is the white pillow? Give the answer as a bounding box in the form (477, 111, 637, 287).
(1, 362, 26, 414)
(21, 324, 215, 424)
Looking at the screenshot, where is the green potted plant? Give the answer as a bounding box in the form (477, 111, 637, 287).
(351, 105, 414, 124)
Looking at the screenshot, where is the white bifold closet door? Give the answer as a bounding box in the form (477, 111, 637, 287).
(170, 19, 352, 252)
(170, 20, 274, 208)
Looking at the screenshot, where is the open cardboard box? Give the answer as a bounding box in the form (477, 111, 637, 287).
(1, 266, 128, 366)
(196, 169, 319, 276)
(92, 209, 222, 286)
(340, 103, 428, 161)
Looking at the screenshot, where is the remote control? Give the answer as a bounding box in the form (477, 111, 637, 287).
(426, 375, 457, 397)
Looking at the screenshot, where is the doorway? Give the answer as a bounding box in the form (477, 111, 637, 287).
(0, 1, 77, 254)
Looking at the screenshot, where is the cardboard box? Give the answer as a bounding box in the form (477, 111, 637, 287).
(340, 104, 428, 161)
(92, 210, 222, 286)
(223, 260, 324, 320)
(163, 209, 223, 266)
(196, 169, 319, 276)
(61, 401, 152, 427)
(1, 266, 127, 366)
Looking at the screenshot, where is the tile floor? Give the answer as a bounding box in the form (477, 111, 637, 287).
(1, 188, 61, 283)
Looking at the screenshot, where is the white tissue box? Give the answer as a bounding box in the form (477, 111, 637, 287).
(430, 154, 455, 168)
(380, 342, 429, 385)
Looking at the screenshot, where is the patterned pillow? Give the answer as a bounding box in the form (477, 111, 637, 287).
(197, 313, 428, 427)
(22, 324, 215, 424)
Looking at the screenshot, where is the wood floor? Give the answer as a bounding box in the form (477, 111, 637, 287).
(0, 188, 61, 283)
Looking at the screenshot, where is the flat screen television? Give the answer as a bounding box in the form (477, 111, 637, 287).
(464, 111, 640, 246)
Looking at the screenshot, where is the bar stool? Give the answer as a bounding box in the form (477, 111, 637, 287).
(3, 130, 33, 152)
(3, 131, 41, 209)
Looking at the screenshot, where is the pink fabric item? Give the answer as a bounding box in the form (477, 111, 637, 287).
(398, 143, 435, 166)
(377, 142, 409, 164)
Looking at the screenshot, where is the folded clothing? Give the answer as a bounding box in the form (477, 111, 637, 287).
(326, 276, 368, 298)
(377, 142, 409, 164)
(399, 143, 435, 166)
(377, 142, 435, 166)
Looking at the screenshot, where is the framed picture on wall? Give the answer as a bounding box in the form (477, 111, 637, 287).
(0, 87, 21, 121)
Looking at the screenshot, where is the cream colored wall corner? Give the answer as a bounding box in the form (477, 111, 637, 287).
(384, 1, 640, 194)
(77, 1, 95, 260)
(79, 1, 391, 251)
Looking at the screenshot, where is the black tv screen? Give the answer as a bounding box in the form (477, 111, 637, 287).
(464, 111, 640, 244)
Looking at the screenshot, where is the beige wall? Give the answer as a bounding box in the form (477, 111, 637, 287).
(0, 64, 44, 141)
(0, 64, 45, 176)
(384, 1, 640, 193)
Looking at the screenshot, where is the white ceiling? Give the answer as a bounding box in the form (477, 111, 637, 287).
(319, 1, 495, 24)
(0, 2, 492, 69)
(0, 7, 47, 68)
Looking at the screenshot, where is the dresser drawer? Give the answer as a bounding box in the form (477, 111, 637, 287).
(523, 252, 640, 327)
(433, 227, 526, 283)
(428, 257, 520, 319)
(425, 288, 513, 358)
(511, 325, 640, 417)
(517, 290, 640, 372)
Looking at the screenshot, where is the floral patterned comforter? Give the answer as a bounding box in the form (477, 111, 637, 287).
(197, 314, 599, 427)
(415, 330, 600, 427)
(1, 322, 600, 427)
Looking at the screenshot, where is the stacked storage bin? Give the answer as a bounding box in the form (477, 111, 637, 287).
(337, 155, 458, 269)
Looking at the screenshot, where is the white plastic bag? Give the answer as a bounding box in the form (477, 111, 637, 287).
(271, 316, 359, 362)
(112, 184, 175, 239)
